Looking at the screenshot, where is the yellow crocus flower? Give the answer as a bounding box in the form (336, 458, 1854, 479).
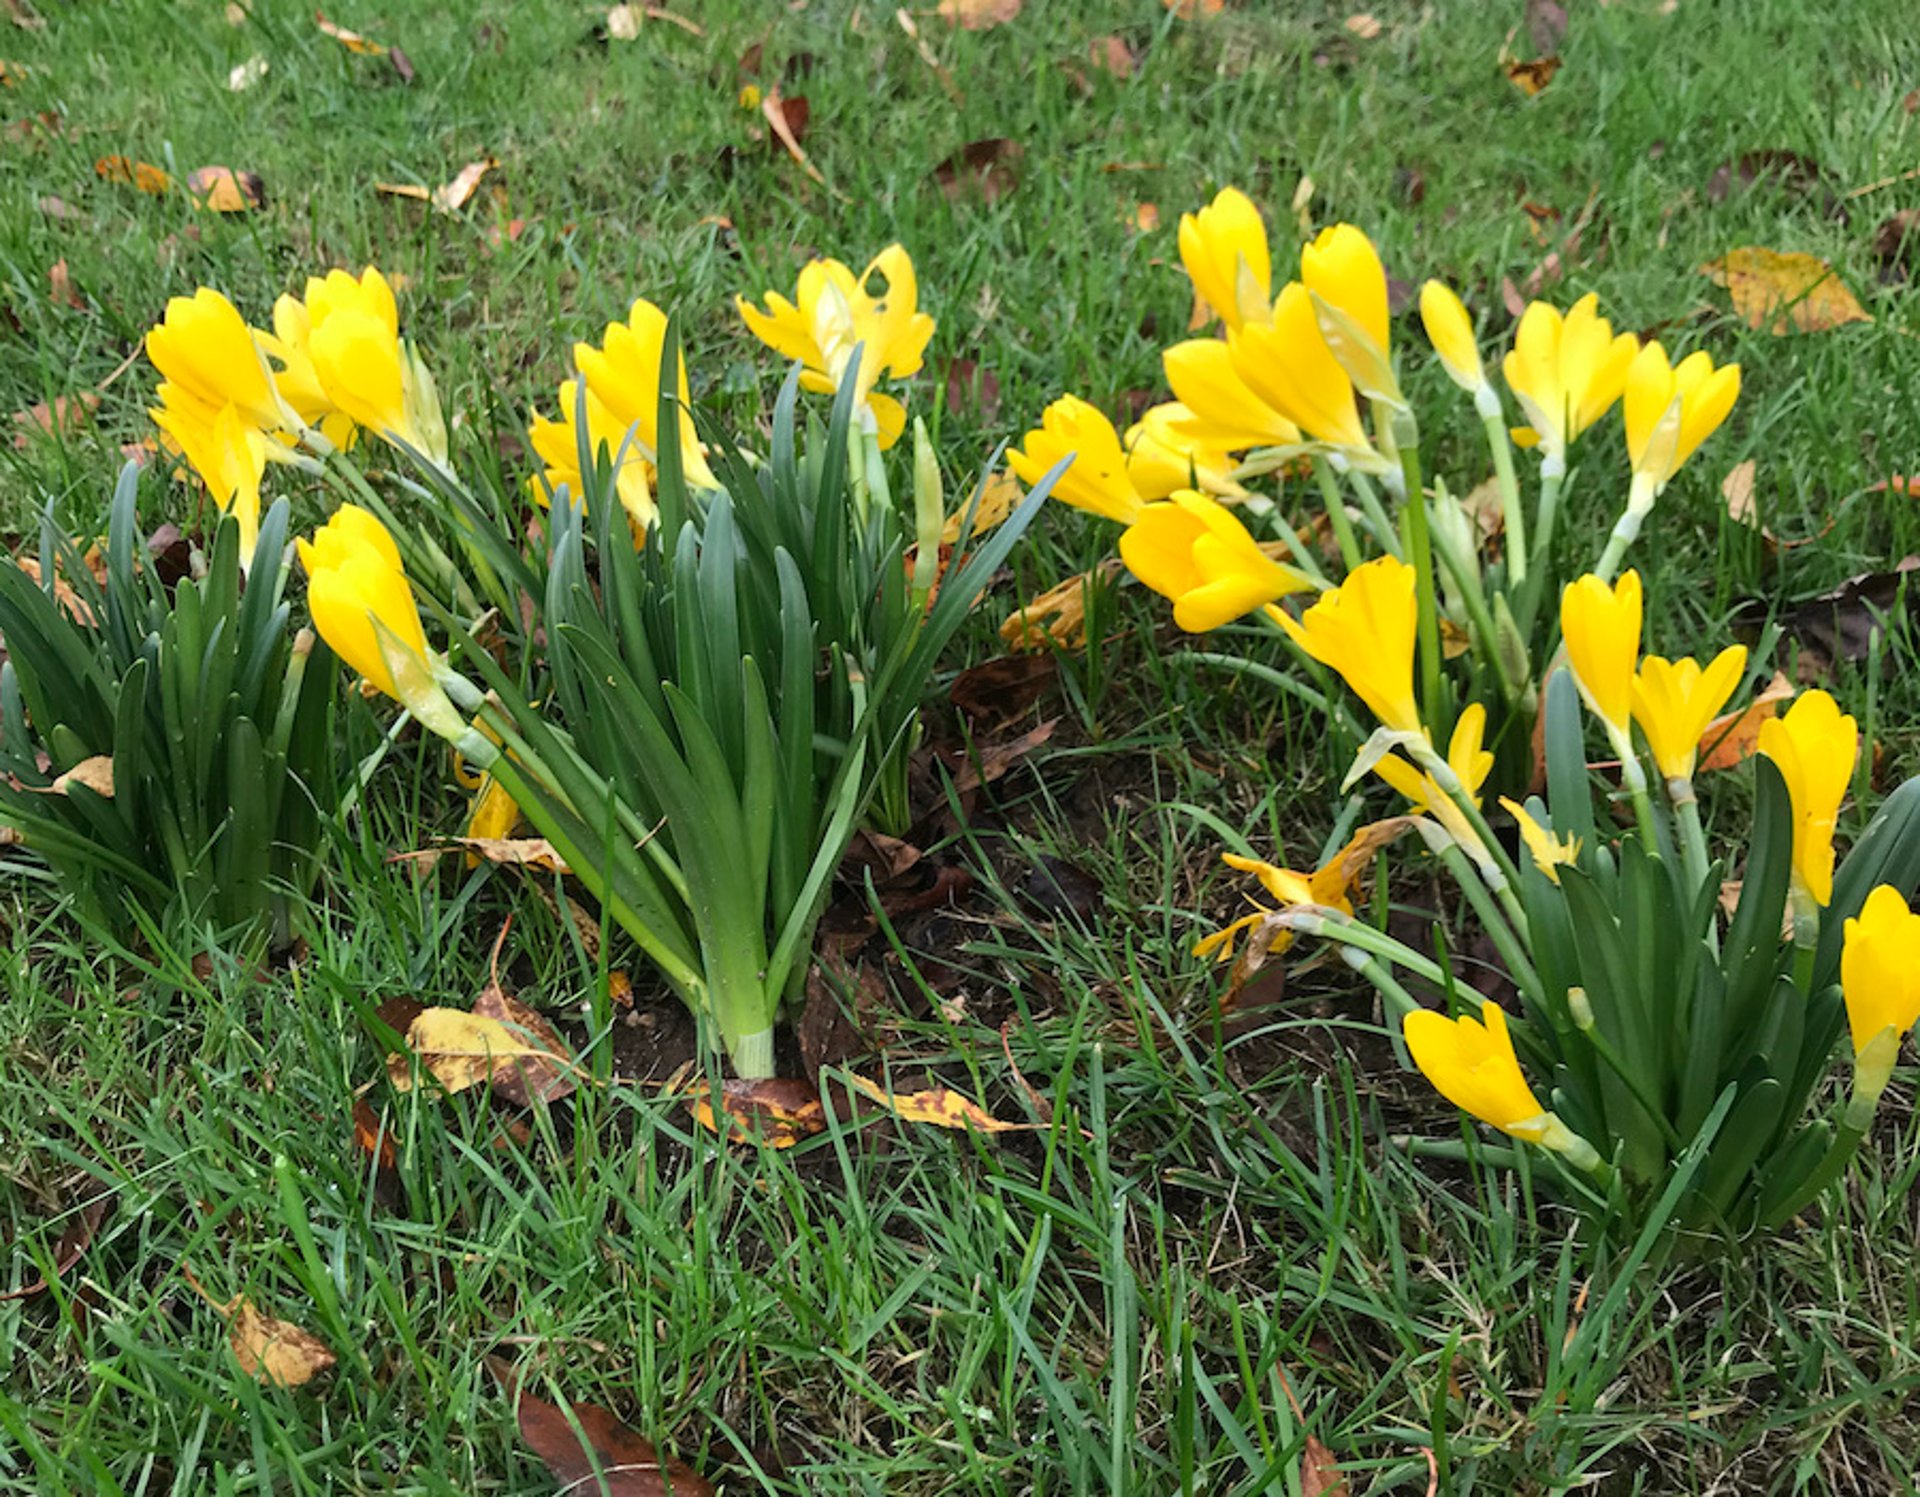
(1419, 280, 1488, 399)
(1124, 403, 1248, 501)
(1230, 283, 1374, 455)
(1276, 555, 1420, 735)
(1500, 797, 1581, 883)
(286, 267, 448, 463)
(1118, 491, 1314, 633)
(528, 378, 659, 534)
(1177, 187, 1273, 332)
(1622, 340, 1741, 493)
(1757, 689, 1858, 908)
(1375, 705, 1492, 856)
(1008, 395, 1144, 525)
(1161, 339, 1302, 452)
(1404, 1003, 1560, 1143)
(1842, 885, 1920, 1069)
(298, 504, 464, 742)
(145, 287, 288, 434)
(735, 243, 935, 450)
(150, 396, 268, 566)
(1559, 570, 1643, 739)
(1630, 646, 1748, 782)
(573, 297, 719, 491)
(1300, 223, 1398, 402)
(1503, 293, 1639, 469)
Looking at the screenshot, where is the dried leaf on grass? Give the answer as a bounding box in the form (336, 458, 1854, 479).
(949, 717, 1057, 794)
(47, 259, 84, 309)
(843, 1072, 1025, 1132)
(12, 390, 97, 448)
(760, 87, 825, 187)
(471, 983, 578, 1106)
(94, 155, 172, 193)
(375, 159, 496, 214)
(1734, 559, 1920, 682)
(933, 137, 1022, 204)
(1000, 561, 1122, 652)
(950, 654, 1056, 721)
(1702, 247, 1872, 334)
(517, 1389, 715, 1497)
(386, 1008, 578, 1096)
(315, 11, 386, 54)
(183, 1268, 334, 1388)
(1721, 459, 1831, 551)
(1697, 672, 1795, 772)
(937, 0, 1020, 27)
(390, 837, 569, 874)
(0, 1190, 108, 1302)
(186, 165, 265, 212)
(1503, 56, 1561, 96)
(48, 755, 114, 798)
(688, 1078, 825, 1148)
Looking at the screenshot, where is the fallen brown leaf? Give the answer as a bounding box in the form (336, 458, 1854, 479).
(49, 755, 113, 798)
(183, 1269, 335, 1388)
(94, 155, 172, 194)
(937, 0, 1020, 27)
(1733, 560, 1920, 683)
(1524, 0, 1569, 51)
(1504, 56, 1561, 96)
(1697, 672, 1794, 773)
(186, 165, 265, 213)
(46, 259, 84, 309)
(433, 157, 494, 212)
(689, 1077, 826, 1149)
(315, 11, 386, 54)
(933, 137, 1023, 204)
(12, 390, 97, 449)
(0, 1190, 108, 1302)
(516, 1389, 715, 1497)
(950, 654, 1056, 721)
(1702, 247, 1872, 334)
(472, 982, 578, 1107)
(761, 87, 826, 188)
(1344, 13, 1382, 39)
(1163, 0, 1224, 15)
(390, 837, 570, 874)
(1088, 35, 1135, 77)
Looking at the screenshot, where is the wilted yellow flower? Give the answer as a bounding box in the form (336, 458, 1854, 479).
(1622, 340, 1741, 492)
(1194, 848, 1355, 962)
(1842, 885, 1920, 1058)
(736, 243, 935, 450)
(1008, 395, 1143, 525)
(1230, 283, 1373, 455)
(466, 773, 521, 840)
(1758, 689, 1858, 908)
(1419, 281, 1487, 396)
(1300, 223, 1397, 401)
(1119, 492, 1313, 632)
(1125, 403, 1248, 500)
(1276, 555, 1420, 734)
(1631, 646, 1749, 782)
(1178, 187, 1273, 333)
(1404, 1003, 1555, 1141)
(999, 565, 1110, 652)
(1500, 796, 1581, 883)
(1161, 339, 1302, 452)
(1503, 293, 1639, 467)
(1560, 570, 1643, 739)
(298, 504, 460, 740)
(145, 287, 289, 434)
(150, 396, 268, 565)
(281, 267, 447, 463)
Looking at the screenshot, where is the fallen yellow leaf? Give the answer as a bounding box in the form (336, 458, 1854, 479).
(185, 165, 264, 213)
(1702, 247, 1872, 334)
(183, 1268, 335, 1388)
(94, 155, 172, 194)
(1503, 56, 1561, 96)
(689, 1078, 826, 1149)
(844, 1073, 1023, 1132)
(432, 158, 494, 212)
(942, 469, 1021, 544)
(315, 11, 385, 54)
(936, 0, 1021, 27)
(387, 1008, 576, 1095)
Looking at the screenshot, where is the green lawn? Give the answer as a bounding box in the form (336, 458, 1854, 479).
(4, 1, 1920, 1492)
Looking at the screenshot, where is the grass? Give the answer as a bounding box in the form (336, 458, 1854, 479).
(4, 0, 1920, 1492)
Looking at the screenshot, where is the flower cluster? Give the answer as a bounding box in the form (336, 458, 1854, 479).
(146, 269, 445, 564)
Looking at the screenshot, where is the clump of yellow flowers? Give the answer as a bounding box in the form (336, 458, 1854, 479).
(1012, 186, 1740, 793)
(135, 245, 1049, 1082)
(1007, 186, 1920, 1239)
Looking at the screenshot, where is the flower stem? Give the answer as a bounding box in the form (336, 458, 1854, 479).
(1392, 413, 1445, 732)
(1346, 470, 1403, 558)
(1312, 460, 1364, 572)
(1482, 412, 1527, 585)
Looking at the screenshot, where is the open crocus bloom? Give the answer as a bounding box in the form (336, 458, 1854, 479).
(1622, 340, 1741, 495)
(1757, 689, 1859, 909)
(1503, 293, 1639, 469)
(736, 244, 935, 450)
(1631, 646, 1749, 782)
(1118, 491, 1314, 633)
(1177, 187, 1274, 333)
(1008, 394, 1144, 525)
(150, 396, 267, 566)
(1276, 555, 1422, 735)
